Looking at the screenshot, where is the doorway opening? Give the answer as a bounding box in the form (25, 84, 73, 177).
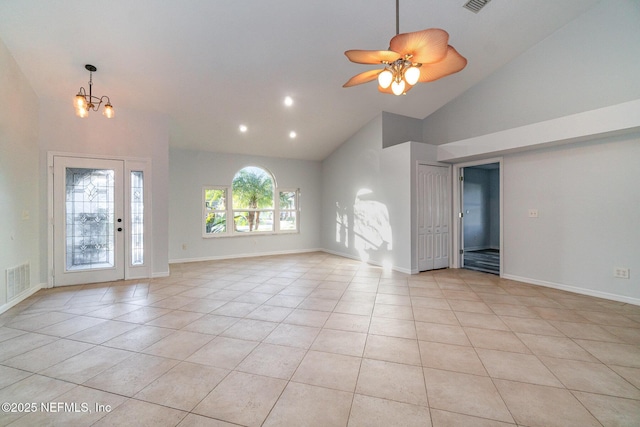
(460, 162, 501, 275)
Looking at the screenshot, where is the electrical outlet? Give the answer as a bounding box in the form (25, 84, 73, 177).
(613, 267, 630, 279)
(528, 209, 539, 218)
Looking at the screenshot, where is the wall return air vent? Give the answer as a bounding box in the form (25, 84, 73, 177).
(463, 0, 491, 14)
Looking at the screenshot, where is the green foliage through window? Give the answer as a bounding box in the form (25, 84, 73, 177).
(203, 166, 299, 237)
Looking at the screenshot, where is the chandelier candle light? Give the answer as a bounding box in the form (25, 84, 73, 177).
(74, 64, 114, 118)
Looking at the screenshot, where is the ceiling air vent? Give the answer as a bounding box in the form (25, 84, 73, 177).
(463, 0, 491, 14)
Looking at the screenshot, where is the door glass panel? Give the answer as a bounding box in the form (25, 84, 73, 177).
(65, 168, 115, 271)
(131, 171, 144, 265)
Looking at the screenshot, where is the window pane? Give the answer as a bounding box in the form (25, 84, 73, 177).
(131, 171, 144, 265)
(279, 211, 297, 231)
(205, 212, 227, 233)
(279, 191, 296, 210)
(232, 167, 274, 209)
(205, 188, 226, 210)
(233, 211, 274, 233)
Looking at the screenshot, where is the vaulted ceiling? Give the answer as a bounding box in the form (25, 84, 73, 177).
(0, 0, 601, 160)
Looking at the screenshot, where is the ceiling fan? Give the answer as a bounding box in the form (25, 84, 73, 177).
(343, 0, 467, 95)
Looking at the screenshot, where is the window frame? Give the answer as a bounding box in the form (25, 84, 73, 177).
(276, 188, 300, 234)
(202, 169, 300, 238)
(203, 186, 231, 237)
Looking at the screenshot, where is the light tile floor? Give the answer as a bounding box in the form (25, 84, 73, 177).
(1, 252, 639, 426)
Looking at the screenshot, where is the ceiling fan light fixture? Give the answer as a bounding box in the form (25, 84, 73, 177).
(404, 66, 420, 85)
(343, 0, 466, 95)
(378, 69, 393, 88)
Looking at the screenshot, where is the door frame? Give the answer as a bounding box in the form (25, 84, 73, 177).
(47, 152, 153, 288)
(451, 157, 503, 276)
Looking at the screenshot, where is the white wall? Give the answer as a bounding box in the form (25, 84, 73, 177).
(423, 0, 640, 145)
(321, 115, 440, 273)
(0, 38, 41, 309)
(38, 99, 170, 278)
(168, 148, 322, 262)
(503, 135, 640, 303)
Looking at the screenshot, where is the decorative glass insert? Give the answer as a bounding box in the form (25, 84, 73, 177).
(204, 187, 227, 234)
(279, 190, 298, 231)
(131, 171, 144, 265)
(65, 168, 115, 270)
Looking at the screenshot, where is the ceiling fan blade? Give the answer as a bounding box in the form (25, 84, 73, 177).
(378, 82, 415, 95)
(389, 28, 449, 63)
(418, 46, 467, 82)
(344, 50, 401, 64)
(343, 69, 383, 87)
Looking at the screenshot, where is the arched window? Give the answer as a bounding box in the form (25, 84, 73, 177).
(203, 166, 299, 236)
(232, 166, 275, 233)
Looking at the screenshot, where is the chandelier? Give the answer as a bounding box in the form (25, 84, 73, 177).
(73, 64, 114, 118)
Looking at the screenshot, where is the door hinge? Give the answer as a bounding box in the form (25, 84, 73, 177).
(460, 249, 464, 254)
(459, 176, 464, 181)
(459, 212, 464, 218)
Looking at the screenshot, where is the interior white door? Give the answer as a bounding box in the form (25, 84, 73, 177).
(54, 157, 125, 286)
(417, 164, 450, 271)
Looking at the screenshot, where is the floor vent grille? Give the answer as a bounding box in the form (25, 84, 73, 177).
(463, 0, 491, 13)
(6, 262, 30, 301)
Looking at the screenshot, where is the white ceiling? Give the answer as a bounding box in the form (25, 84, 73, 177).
(0, 0, 601, 161)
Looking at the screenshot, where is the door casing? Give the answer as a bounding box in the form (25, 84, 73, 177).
(451, 157, 504, 275)
(47, 152, 152, 288)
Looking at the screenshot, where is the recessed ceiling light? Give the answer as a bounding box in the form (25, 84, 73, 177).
(289, 131, 297, 139)
(284, 96, 293, 107)
(239, 124, 248, 133)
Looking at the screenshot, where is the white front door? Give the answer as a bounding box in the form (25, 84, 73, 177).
(417, 164, 450, 271)
(54, 157, 125, 286)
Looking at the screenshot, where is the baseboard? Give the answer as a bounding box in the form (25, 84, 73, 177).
(169, 248, 325, 265)
(151, 271, 170, 278)
(502, 274, 640, 306)
(321, 249, 414, 275)
(0, 283, 43, 315)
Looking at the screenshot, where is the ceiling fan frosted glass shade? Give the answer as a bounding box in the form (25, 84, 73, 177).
(378, 70, 393, 88)
(391, 79, 405, 95)
(404, 66, 420, 85)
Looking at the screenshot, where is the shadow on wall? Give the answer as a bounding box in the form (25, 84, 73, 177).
(336, 188, 392, 265)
